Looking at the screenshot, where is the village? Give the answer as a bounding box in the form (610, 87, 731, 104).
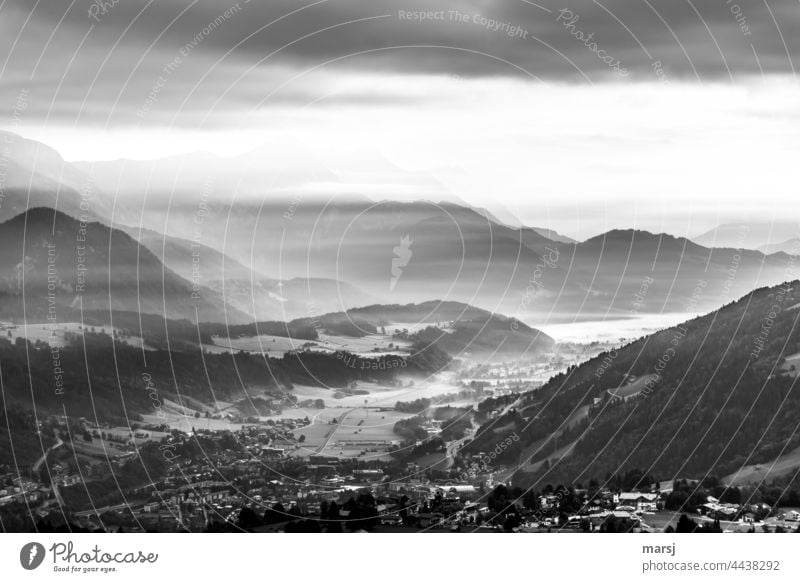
(4, 407, 800, 534)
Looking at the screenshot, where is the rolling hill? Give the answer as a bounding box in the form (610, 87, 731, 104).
(287, 300, 554, 361)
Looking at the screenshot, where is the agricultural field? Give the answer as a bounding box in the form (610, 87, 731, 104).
(384, 322, 452, 335)
(780, 352, 800, 377)
(292, 406, 412, 460)
(723, 444, 800, 487)
(295, 375, 465, 409)
(208, 334, 306, 355)
(70, 437, 133, 460)
(1, 322, 147, 349)
(207, 331, 413, 358)
(607, 374, 659, 400)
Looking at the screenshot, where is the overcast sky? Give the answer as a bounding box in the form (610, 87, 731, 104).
(1, 0, 799, 238)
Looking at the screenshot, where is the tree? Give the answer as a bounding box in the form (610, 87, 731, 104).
(238, 507, 261, 529)
(675, 514, 698, 533)
(298, 434, 306, 443)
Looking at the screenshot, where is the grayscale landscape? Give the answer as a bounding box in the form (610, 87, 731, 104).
(1, 0, 800, 535)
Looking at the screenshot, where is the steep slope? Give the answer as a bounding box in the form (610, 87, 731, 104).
(466, 280, 800, 485)
(123, 227, 378, 319)
(0, 208, 248, 323)
(124, 226, 258, 282)
(557, 229, 790, 314)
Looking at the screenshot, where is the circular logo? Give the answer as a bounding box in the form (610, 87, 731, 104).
(20, 542, 46, 570)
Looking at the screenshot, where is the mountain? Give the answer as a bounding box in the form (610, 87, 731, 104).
(207, 277, 378, 322)
(0, 208, 248, 323)
(2, 133, 792, 323)
(759, 239, 800, 256)
(529, 227, 576, 244)
(73, 141, 339, 203)
(466, 280, 800, 486)
(0, 131, 132, 224)
(410, 313, 554, 362)
(121, 225, 262, 282)
(132, 198, 562, 310)
(119, 225, 377, 319)
(148, 197, 791, 321)
(693, 221, 800, 251)
(556, 229, 790, 314)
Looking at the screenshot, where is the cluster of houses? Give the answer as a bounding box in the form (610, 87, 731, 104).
(0, 476, 46, 506)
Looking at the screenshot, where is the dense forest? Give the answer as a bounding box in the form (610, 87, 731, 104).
(0, 332, 450, 422)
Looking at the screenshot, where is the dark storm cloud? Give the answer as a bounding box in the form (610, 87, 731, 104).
(1, 0, 798, 125)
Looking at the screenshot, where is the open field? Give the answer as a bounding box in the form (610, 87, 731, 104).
(780, 352, 800, 377)
(292, 407, 412, 460)
(384, 322, 451, 335)
(139, 398, 255, 432)
(723, 445, 800, 486)
(292, 374, 465, 409)
(608, 374, 659, 400)
(209, 334, 304, 355)
(208, 331, 413, 358)
(70, 438, 133, 460)
(1, 322, 147, 349)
